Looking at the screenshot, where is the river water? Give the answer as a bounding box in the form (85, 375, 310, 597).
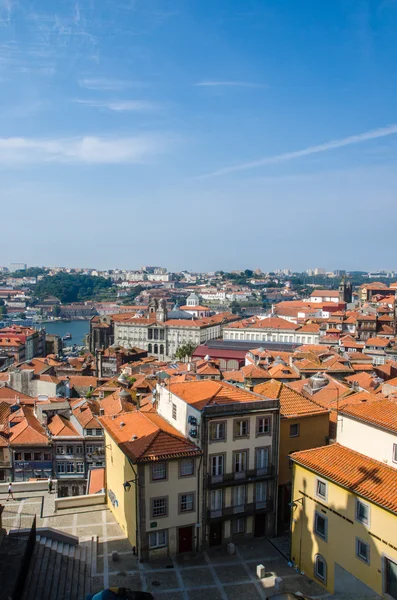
(41, 320, 90, 346)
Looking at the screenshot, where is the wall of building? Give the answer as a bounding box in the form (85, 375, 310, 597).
(157, 386, 201, 441)
(143, 458, 201, 558)
(104, 431, 137, 548)
(291, 463, 397, 595)
(337, 416, 397, 468)
(279, 414, 329, 486)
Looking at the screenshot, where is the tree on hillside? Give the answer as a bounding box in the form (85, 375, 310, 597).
(34, 273, 113, 303)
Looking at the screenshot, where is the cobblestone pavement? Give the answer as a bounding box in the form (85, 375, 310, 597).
(1, 490, 330, 599)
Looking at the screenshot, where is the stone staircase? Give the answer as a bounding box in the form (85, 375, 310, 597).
(22, 534, 97, 600)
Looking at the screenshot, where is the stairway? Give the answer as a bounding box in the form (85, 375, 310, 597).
(22, 534, 97, 600)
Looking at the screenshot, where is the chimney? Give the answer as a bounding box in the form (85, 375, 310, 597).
(135, 393, 141, 410)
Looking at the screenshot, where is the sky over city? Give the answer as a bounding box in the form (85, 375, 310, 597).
(1, 0, 397, 271)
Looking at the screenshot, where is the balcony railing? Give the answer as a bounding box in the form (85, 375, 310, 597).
(207, 499, 273, 521)
(207, 465, 274, 489)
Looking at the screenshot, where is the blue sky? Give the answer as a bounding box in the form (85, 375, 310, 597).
(1, 0, 397, 272)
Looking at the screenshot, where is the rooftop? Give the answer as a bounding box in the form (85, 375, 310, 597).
(340, 398, 397, 433)
(291, 443, 397, 514)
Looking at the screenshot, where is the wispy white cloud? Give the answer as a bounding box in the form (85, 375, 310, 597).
(73, 99, 160, 112)
(0, 134, 172, 165)
(207, 124, 397, 177)
(78, 78, 143, 91)
(195, 80, 266, 88)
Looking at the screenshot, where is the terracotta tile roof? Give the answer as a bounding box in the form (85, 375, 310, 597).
(291, 443, 397, 514)
(254, 380, 329, 419)
(225, 316, 298, 331)
(345, 372, 379, 392)
(222, 371, 245, 383)
(240, 364, 270, 379)
(267, 363, 299, 379)
(340, 398, 397, 433)
(365, 337, 390, 347)
(311, 290, 340, 297)
(67, 376, 98, 388)
(48, 414, 81, 437)
(167, 380, 268, 410)
(88, 468, 105, 494)
(351, 363, 376, 372)
(15, 358, 54, 375)
(100, 389, 137, 416)
(9, 406, 50, 446)
(72, 400, 102, 429)
(100, 411, 201, 462)
(0, 387, 34, 404)
(289, 375, 353, 408)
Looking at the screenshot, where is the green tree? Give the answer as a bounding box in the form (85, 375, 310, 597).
(175, 341, 197, 362)
(17, 312, 26, 319)
(34, 273, 112, 303)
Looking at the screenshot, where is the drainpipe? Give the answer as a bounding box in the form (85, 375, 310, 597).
(196, 455, 202, 553)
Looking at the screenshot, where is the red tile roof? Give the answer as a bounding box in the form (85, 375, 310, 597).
(254, 380, 329, 419)
(340, 398, 397, 433)
(100, 411, 201, 462)
(167, 380, 268, 410)
(291, 443, 397, 514)
(48, 414, 81, 437)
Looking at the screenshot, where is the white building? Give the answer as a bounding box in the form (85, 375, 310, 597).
(309, 290, 340, 303)
(223, 316, 320, 345)
(113, 299, 239, 359)
(337, 398, 397, 468)
(157, 380, 280, 545)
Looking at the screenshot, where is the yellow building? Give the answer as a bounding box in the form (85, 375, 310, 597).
(254, 379, 329, 532)
(101, 410, 202, 560)
(290, 443, 397, 598)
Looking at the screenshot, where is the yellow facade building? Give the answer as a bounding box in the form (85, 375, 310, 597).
(101, 410, 202, 560)
(290, 443, 397, 598)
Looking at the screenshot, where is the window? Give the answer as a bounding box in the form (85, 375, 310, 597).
(211, 455, 224, 477)
(210, 421, 226, 441)
(66, 463, 75, 473)
(76, 463, 84, 473)
(234, 451, 247, 473)
(86, 445, 94, 454)
(95, 429, 102, 436)
(34, 452, 41, 461)
(256, 447, 269, 471)
(66, 446, 73, 454)
(149, 530, 167, 549)
(160, 344, 164, 354)
(257, 416, 271, 435)
(210, 489, 222, 511)
(154, 344, 158, 354)
(151, 497, 167, 518)
(316, 479, 327, 500)
(384, 557, 397, 598)
(234, 419, 249, 438)
(180, 492, 194, 512)
(233, 485, 246, 508)
(75, 446, 83, 454)
(393, 443, 397, 463)
(180, 458, 194, 477)
(290, 423, 300, 437)
(57, 445, 64, 454)
(148, 343, 152, 353)
(148, 329, 153, 340)
(172, 403, 177, 420)
(356, 538, 370, 564)
(57, 463, 66, 473)
(315, 554, 327, 582)
(43, 452, 51, 461)
(152, 462, 167, 481)
(255, 481, 268, 504)
(314, 512, 328, 541)
(233, 517, 245, 534)
(24, 452, 32, 461)
(15, 452, 22, 460)
(356, 499, 370, 526)
(86, 429, 94, 436)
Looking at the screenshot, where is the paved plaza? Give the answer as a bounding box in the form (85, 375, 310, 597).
(1, 489, 329, 600)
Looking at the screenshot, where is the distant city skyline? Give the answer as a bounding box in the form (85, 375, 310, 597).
(1, 1, 397, 268)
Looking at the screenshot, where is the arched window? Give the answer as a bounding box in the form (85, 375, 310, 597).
(160, 344, 164, 355)
(154, 344, 158, 354)
(314, 554, 326, 583)
(148, 344, 152, 353)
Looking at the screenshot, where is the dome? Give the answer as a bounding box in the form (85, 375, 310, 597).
(119, 388, 132, 400)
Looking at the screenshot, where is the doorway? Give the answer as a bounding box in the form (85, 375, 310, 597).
(209, 522, 222, 547)
(178, 526, 193, 553)
(254, 513, 267, 538)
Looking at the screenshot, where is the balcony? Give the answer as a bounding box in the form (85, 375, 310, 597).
(207, 499, 273, 521)
(207, 466, 274, 489)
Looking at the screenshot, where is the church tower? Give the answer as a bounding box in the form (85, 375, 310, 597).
(156, 298, 168, 322)
(338, 278, 352, 303)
